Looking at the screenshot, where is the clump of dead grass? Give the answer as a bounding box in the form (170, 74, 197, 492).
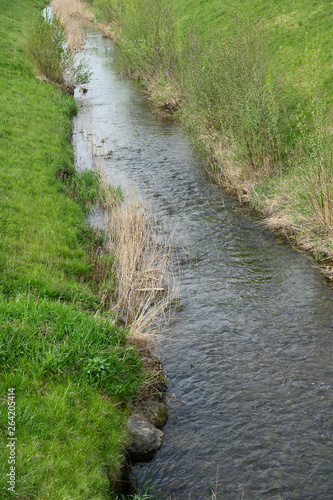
(186, 126, 260, 203)
(82, 152, 179, 338)
(99, 171, 178, 336)
(51, 0, 94, 51)
(78, 108, 179, 338)
(299, 155, 333, 240)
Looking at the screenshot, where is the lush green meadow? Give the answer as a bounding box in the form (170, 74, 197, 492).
(176, 0, 333, 96)
(91, 0, 333, 268)
(0, 0, 144, 497)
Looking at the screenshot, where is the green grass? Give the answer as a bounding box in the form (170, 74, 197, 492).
(0, 294, 142, 398)
(0, 376, 129, 499)
(173, 0, 333, 148)
(0, 0, 145, 496)
(175, 0, 333, 97)
(0, 43, 90, 299)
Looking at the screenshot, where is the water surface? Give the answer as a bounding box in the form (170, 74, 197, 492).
(73, 30, 333, 499)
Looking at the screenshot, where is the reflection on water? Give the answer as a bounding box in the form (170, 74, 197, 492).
(73, 29, 333, 499)
(42, 6, 53, 21)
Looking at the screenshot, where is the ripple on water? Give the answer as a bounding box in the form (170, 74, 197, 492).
(73, 29, 333, 499)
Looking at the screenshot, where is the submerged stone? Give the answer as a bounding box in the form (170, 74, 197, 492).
(127, 415, 164, 460)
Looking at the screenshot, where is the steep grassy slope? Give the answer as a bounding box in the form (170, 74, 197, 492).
(176, 0, 333, 97)
(175, 0, 333, 135)
(175, 0, 333, 260)
(0, 1, 144, 497)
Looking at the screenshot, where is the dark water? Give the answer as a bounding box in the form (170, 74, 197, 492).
(73, 30, 333, 500)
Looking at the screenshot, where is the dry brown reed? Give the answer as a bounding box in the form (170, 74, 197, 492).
(145, 75, 182, 113)
(75, 93, 179, 406)
(51, 0, 94, 51)
(191, 129, 261, 204)
(98, 168, 178, 337)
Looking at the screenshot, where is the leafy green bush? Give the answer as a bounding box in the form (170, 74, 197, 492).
(116, 0, 183, 98)
(94, 0, 125, 23)
(24, 12, 91, 87)
(182, 18, 284, 173)
(114, 7, 286, 171)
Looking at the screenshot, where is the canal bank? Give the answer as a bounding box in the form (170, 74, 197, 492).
(2, 1, 333, 497)
(0, 2, 165, 498)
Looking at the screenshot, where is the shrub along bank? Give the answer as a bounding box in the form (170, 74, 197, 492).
(0, 1, 146, 498)
(89, 0, 333, 274)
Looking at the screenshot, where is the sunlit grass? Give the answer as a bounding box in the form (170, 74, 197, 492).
(0, 0, 146, 496)
(0, 375, 129, 499)
(174, 0, 333, 99)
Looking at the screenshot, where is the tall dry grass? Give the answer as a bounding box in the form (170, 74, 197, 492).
(77, 98, 179, 337)
(99, 169, 178, 336)
(51, 0, 94, 51)
(299, 149, 333, 239)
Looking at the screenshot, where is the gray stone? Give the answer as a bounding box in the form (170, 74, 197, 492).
(127, 415, 164, 459)
(137, 400, 168, 429)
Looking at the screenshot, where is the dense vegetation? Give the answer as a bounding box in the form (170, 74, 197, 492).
(91, 0, 333, 272)
(0, 1, 145, 497)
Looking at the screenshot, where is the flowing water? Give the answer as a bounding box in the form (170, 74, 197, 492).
(73, 29, 333, 500)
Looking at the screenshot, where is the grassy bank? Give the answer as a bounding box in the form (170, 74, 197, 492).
(89, 0, 333, 274)
(0, 1, 149, 497)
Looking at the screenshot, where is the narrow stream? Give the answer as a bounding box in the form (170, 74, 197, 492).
(73, 29, 333, 499)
